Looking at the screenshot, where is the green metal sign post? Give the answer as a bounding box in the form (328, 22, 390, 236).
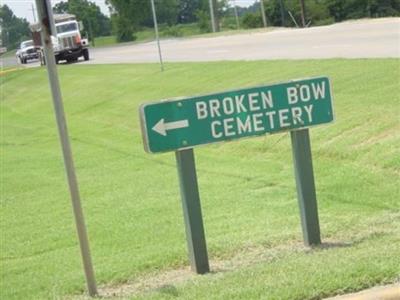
(176, 149, 210, 274)
(291, 129, 321, 246)
(139, 76, 333, 272)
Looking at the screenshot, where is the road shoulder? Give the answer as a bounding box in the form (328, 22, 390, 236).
(325, 284, 399, 300)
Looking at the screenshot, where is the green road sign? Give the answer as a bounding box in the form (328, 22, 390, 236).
(140, 77, 333, 153)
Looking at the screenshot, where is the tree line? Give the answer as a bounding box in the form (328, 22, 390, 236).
(0, 0, 112, 50)
(105, 0, 229, 41)
(1, 0, 399, 49)
(103, 0, 400, 41)
(0, 5, 30, 50)
(241, 0, 400, 29)
(107, 0, 400, 41)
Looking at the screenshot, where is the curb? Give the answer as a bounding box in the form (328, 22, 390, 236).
(325, 284, 399, 300)
(0, 68, 20, 76)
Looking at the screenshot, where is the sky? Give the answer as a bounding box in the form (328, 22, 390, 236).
(2, 0, 257, 24)
(2, 0, 109, 23)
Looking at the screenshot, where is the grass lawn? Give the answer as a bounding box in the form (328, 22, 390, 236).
(92, 35, 118, 48)
(94, 24, 202, 48)
(1, 60, 399, 299)
(93, 24, 271, 48)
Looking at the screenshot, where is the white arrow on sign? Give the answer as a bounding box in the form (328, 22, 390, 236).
(152, 118, 189, 136)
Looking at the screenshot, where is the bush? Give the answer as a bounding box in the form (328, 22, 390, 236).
(112, 15, 135, 42)
(242, 12, 263, 29)
(196, 9, 211, 33)
(313, 17, 335, 26)
(221, 16, 239, 30)
(163, 25, 183, 37)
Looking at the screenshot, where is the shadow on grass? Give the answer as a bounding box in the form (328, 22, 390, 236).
(157, 284, 180, 297)
(314, 241, 353, 249)
(92, 233, 395, 298)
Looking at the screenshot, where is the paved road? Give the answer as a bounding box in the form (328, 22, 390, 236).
(2, 18, 399, 69)
(1, 55, 39, 68)
(87, 18, 399, 64)
(324, 284, 399, 300)
(1, 55, 18, 68)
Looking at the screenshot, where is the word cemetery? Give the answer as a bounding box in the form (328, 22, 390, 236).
(140, 77, 333, 153)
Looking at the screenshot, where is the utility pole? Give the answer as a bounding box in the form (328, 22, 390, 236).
(150, 0, 164, 71)
(208, 0, 216, 33)
(88, 21, 95, 47)
(213, 0, 220, 32)
(30, 3, 37, 23)
(233, 0, 240, 29)
(299, 0, 307, 27)
(260, 0, 267, 28)
(34, 0, 97, 297)
(279, 0, 285, 27)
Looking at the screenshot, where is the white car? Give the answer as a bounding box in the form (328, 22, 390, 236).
(16, 40, 39, 64)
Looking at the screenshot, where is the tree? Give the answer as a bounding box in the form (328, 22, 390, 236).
(0, 5, 30, 49)
(178, 0, 209, 23)
(141, 0, 179, 27)
(263, 0, 330, 27)
(326, 0, 399, 21)
(155, 0, 179, 26)
(177, 0, 228, 28)
(53, 0, 111, 41)
(242, 12, 263, 28)
(106, 0, 150, 42)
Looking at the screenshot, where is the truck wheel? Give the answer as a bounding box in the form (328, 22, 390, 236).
(83, 49, 89, 61)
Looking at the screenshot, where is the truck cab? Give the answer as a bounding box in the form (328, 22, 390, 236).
(16, 40, 39, 64)
(53, 16, 89, 63)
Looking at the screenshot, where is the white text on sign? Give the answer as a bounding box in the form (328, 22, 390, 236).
(195, 82, 326, 139)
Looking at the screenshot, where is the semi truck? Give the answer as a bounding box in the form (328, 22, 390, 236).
(31, 14, 89, 64)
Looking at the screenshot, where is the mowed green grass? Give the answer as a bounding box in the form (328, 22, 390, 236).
(93, 25, 270, 48)
(94, 24, 202, 48)
(1, 60, 399, 300)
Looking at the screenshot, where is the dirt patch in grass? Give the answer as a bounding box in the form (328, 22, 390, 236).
(69, 240, 357, 299)
(100, 268, 195, 299)
(66, 213, 400, 299)
(352, 125, 400, 148)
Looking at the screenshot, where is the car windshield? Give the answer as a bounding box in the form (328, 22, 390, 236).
(56, 22, 78, 34)
(21, 41, 33, 48)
